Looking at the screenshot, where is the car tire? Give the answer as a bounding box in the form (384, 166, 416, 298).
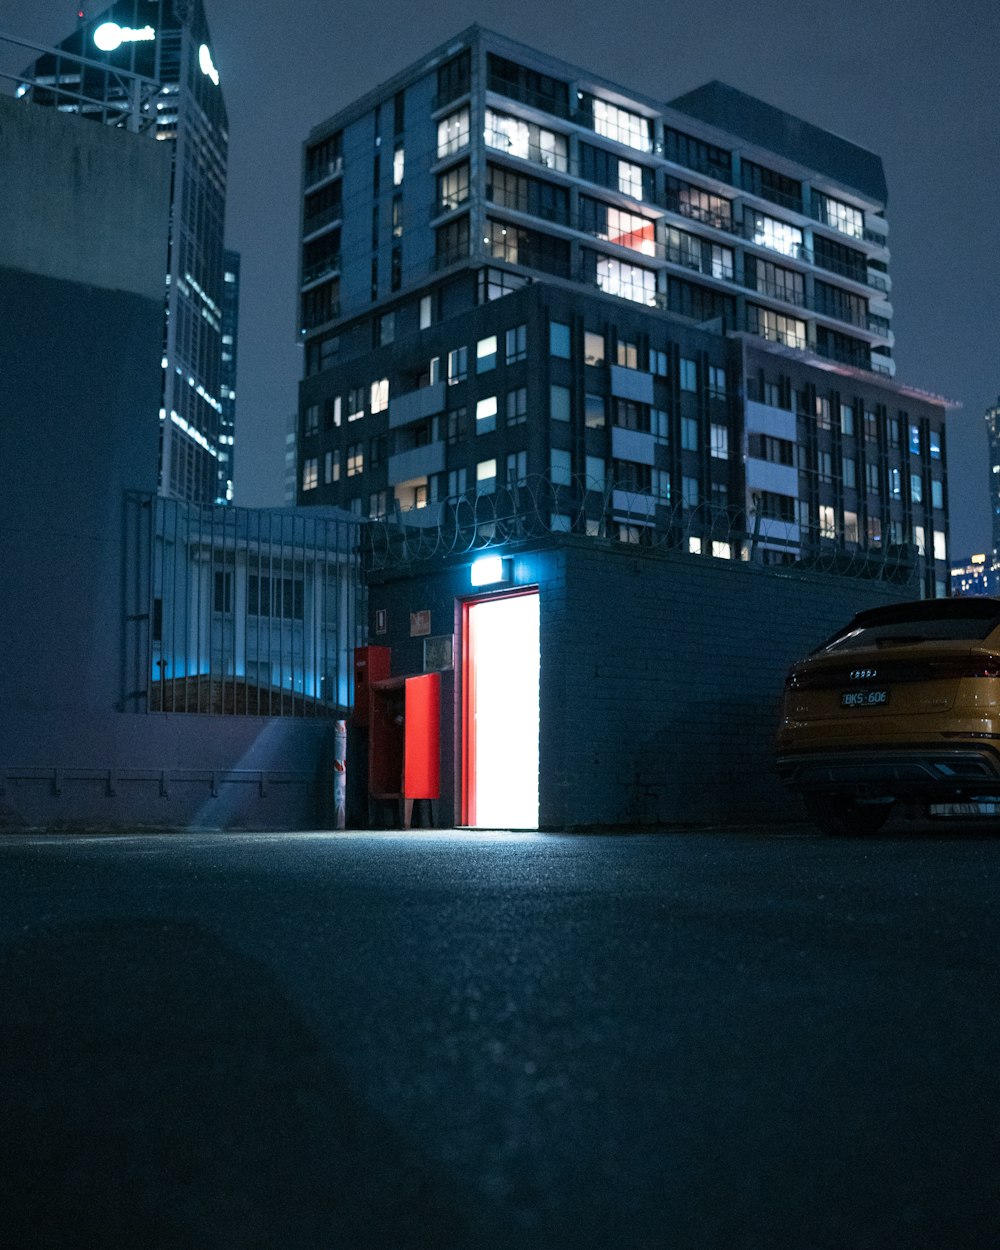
(803, 793, 893, 837)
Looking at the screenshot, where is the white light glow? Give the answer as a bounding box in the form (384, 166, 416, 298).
(199, 44, 219, 85)
(470, 556, 506, 587)
(469, 593, 539, 828)
(93, 22, 155, 51)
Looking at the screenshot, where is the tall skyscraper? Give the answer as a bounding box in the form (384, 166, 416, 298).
(985, 396, 1000, 561)
(18, 0, 236, 505)
(296, 26, 951, 596)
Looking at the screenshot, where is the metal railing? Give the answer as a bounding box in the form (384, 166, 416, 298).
(124, 495, 365, 717)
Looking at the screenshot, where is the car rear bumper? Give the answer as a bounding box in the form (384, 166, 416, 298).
(776, 744, 1000, 800)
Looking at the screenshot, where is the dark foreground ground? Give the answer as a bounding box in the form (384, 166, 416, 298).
(1, 824, 998, 1249)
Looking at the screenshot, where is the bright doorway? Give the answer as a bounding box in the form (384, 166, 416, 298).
(462, 590, 540, 828)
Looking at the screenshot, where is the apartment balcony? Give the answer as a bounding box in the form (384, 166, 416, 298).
(304, 155, 343, 191)
(302, 205, 342, 239)
(388, 382, 446, 430)
(301, 254, 341, 287)
(388, 441, 445, 485)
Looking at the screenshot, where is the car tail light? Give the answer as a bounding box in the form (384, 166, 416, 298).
(933, 657, 1000, 680)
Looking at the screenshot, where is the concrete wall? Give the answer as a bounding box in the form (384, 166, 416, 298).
(366, 537, 913, 828)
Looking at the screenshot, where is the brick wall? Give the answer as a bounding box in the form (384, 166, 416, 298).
(367, 536, 912, 828)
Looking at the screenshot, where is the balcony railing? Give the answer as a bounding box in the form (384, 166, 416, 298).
(304, 156, 343, 190)
(661, 195, 739, 235)
(301, 254, 341, 286)
(303, 204, 342, 236)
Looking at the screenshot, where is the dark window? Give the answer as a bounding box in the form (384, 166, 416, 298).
(579, 142, 654, 199)
(662, 127, 732, 180)
(486, 164, 568, 224)
(485, 219, 570, 277)
(667, 277, 735, 326)
(815, 326, 870, 369)
(436, 51, 470, 108)
(435, 216, 469, 266)
(813, 234, 867, 283)
(302, 229, 340, 285)
(303, 181, 342, 231)
(486, 53, 569, 117)
(393, 89, 405, 135)
(740, 159, 801, 212)
(301, 279, 339, 330)
(814, 280, 867, 328)
(305, 130, 342, 184)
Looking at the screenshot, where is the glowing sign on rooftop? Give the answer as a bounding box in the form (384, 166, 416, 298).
(199, 44, 219, 85)
(93, 22, 156, 51)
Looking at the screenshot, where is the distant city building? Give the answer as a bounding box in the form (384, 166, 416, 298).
(986, 395, 1000, 561)
(283, 411, 298, 505)
(18, 0, 237, 505)
(295, 25, 952, 596)
(219, 249, 240, 502)
(951, 553, 996, 597)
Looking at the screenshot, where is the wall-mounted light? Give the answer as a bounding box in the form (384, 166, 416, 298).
(470, 555, 510, 588)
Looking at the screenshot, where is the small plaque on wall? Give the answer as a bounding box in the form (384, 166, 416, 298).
(410, 609, 431, 637)
(375, 608, 387, 635)
(423, 635, 454, 672)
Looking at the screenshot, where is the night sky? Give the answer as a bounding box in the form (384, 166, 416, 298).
(2, 0, 996, 558)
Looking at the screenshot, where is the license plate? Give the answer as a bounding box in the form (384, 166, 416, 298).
(841, 689, 889, 708)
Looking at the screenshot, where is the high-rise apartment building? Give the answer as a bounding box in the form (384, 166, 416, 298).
(296, 26, 950, 595)
(985, 396, 1000, 561)
(18, 0, 236, 505)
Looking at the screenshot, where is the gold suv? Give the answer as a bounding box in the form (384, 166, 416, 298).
(777, 598, 1000, 835)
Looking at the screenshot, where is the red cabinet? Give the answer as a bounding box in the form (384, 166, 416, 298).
(368, 671, 440, 827)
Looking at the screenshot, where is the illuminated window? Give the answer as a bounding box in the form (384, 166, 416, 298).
(618, 160, 644, 198)
(484, 108, 567, 171)
(889, 468, 901, 498)
(585, 331, 605, 365)
(815, 396, 832, 428)
(477, 458, 497, 492)
(595, 256, 656, 305)
(844, 511, 859, 543)
(324, 449, 340, 483)
(302, 457, 318, 490)
(749, 211, 803, 259)
(370, 490, 388, 519)
(710, 245, 734, 281)
(934, 530, 947, 561)
(605, 206, 655, 256)
(616, 340, 638, 369)
(814, 191, 863, 240)
(346, 443, 363, 476)
(420, 295, 433, 329)
(392, 146, 404, 186)
(476, 395, 497, 433)
(712, 541, 732, 560)
(347, 387, 365, 422)
(477, 335, 497, 372)
(747, 306, 807, 350)
(840, 403, 855, 436)
(679, 358, 697, 393)
(370, 378, 389, 413)
(592, 98, 651, 152)
(437, 108, 469, 158)
(932, 479, 944, 509)
(910, 473, 923, 503)
(819, 505, 836, 538)
(710, 424, 728, 459)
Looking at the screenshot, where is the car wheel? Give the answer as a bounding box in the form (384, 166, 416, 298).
(803, 793, 893, 837)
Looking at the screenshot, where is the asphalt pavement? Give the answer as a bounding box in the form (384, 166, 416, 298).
(1, 824, 998, 1249)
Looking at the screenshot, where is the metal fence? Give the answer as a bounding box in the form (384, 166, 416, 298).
(360, 473, 920, 585)
(124, 495, 365, 717)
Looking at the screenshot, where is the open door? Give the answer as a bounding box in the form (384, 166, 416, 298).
(462, 590, 540, 828)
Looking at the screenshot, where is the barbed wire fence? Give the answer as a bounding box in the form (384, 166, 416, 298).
(360, 471, 920, 585)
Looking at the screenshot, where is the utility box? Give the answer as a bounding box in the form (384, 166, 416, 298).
(369, 671, 441, 827)
(353, 645, 390, 727)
